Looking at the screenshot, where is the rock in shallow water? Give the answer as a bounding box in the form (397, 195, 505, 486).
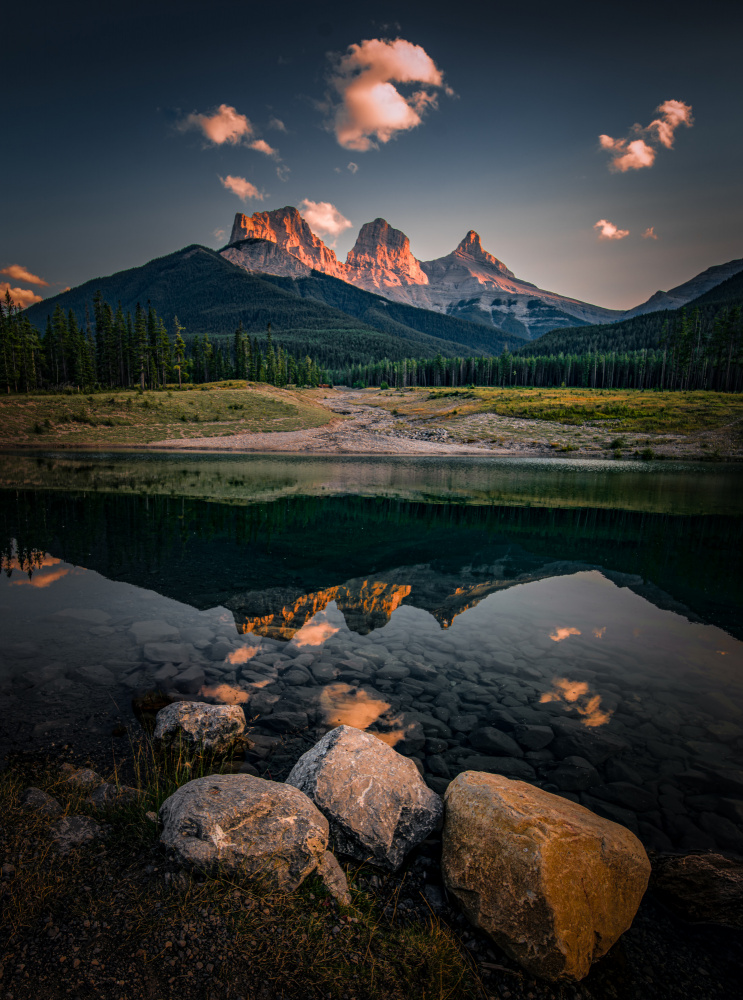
(154, 701, 245, 754)
(159, 773, 328, 891)
(286, 725, 442, 871)
(442, 771, 651, 982)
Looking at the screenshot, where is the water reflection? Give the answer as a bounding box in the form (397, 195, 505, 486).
(540, 679, 613, 728)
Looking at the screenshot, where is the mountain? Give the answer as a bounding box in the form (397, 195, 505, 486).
(223, 208, 623, 339)
(623, 258, 743, 317)
(23, 243, 518, 368)
(515, 266, 743, 358)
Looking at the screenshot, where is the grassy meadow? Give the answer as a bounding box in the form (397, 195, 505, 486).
(0, 383, 334, 449)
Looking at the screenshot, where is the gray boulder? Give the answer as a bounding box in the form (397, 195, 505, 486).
(285, 725, 443, 871)
(87, 782, 142, 810)
(21, 787, 62, 816)
(154, 701, 246, 754)
(159, 773, 328, 891)
(470, 727, 523, 757)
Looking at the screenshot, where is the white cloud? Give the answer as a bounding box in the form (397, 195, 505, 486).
(179, 103, 253, 145)
(347, 161, 359, 174)
(298, 199, 352, 244)
(276, 164, 290, 182)
(328, 37, 449, 151)
(599, 99, 693, 172)
(0, 283, 44, 308)
(643, 226, 659, 240)
(0, 264, 49, 286)
(219, 175, 265, 201)
(594, 219, 630, 241)
(268, 117, 287, 132)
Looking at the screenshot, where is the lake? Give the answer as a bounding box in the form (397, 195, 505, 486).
(1, 451, 742, 856)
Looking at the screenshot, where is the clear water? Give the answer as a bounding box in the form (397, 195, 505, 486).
(1, 452, 741, 855)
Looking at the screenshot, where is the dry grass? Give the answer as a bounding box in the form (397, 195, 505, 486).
(367, 387, 743, 436)
(0, 383, 334, 449)
(0, 751, 484, 1000)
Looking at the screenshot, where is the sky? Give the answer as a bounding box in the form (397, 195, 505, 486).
(3, 0, 742, 311)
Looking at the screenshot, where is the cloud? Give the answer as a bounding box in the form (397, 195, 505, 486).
(213, 228, 227, 243)
(0, 264, 49, 286)
(599, 136, 656, 172)
(643, 226, 659, 240)
(220, 175, 265, 201)
(328, 37, 449, 150)
(179, 103, 253, 145)
(594, 219, 630, 241)
(0, 283, 43, 308)
(599, 99, 693, 171)
(649, 99, 694, 148)
(539, 677, 613, 728)
(347, 161, 359, 173)
(549, 626, 581, 642)
(268, 117, 287, 132)
(276, 164, 291, 182)
(298, 199, 352, 244)
(249, 139, 279, 157)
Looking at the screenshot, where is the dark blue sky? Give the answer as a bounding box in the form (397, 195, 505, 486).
(3, 0, 742, 310)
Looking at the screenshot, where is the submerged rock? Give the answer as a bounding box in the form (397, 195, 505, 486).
(154, 701, 246, 754)
(442, 771, 650, 982)
(286, 725, 442, 871)
(159, 773, 328, 891)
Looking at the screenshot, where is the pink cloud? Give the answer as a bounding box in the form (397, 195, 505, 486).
(0, 283, 43, 308)
(249, 139, 278, 157)
(0, 264, 49, 286)
(649, 99, 693, 148)
(643, 227, 659, 240)
(329, 37, 448, 150)
(599, 99, 693, 171)
(298, 199, 352, 243)
(180, 104, 252, 145)
(594, 219, 630, 241)
(599, 135, 656, 172)
(213, 228, 227, 243)
(219, 175, 265, 201)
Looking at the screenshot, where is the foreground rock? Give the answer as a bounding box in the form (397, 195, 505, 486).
(154, 702, 246, 754)
(651, 853, 743, 928)
(159, 773, 328, 891)
(286, 725, 442, 870)
(50, 815, 102, 853)
(442, 771, 651, 981)
(21, 787, 62, 816)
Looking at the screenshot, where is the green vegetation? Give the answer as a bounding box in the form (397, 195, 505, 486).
(335, 305, 742, 393)
(0, 384, 333, 447)
(0, 754, 482, 999)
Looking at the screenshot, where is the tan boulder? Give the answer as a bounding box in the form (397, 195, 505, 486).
(442, 771, 651, 981)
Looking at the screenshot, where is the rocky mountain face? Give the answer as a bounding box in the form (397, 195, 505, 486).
(229, 207, 347, 279)
(222, 207, 742, 341)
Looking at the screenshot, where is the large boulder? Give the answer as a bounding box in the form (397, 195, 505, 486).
(442, 771, 651, 982)
(285, 725, 443, 871)
(159, 773, 328, 891)
(154, 701, 246, 754)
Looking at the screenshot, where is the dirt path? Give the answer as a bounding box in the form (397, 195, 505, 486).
(148, 390, 495, 455)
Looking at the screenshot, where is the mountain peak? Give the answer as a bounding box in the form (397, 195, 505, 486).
(452, 230, 514, 277)
(229, 206, 345, 278)
(346, 218, 428, 287)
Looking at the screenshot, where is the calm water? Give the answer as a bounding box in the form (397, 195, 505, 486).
(1, 452, 742, 856)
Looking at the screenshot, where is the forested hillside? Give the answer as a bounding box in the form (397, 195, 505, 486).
(22, 245, 516, 369)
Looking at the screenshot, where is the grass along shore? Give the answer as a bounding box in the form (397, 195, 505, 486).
(0, 383, 334, 450)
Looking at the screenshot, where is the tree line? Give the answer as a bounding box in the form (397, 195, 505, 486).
(0, 291, 328, 392)
(336, 307, 742, 392)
